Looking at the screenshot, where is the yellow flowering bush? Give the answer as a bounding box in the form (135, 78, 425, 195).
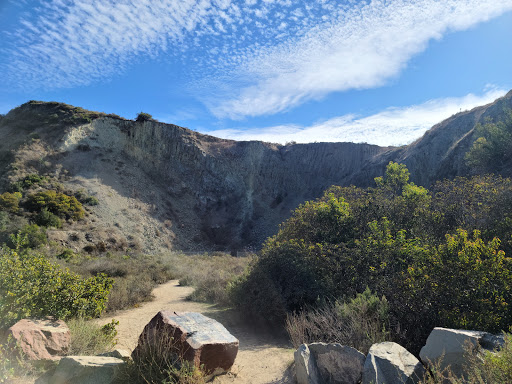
(0, 247, 112, 328)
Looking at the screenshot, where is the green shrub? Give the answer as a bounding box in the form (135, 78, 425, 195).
(67, 318, 118, 355)
(25, 190, 84, 220)
(233, 162, 512, 353)
(84, 196, 99, 206)
(465, 110, 512, 173)
(135, 112, 152, 122)
(406, 230, 512, 334)
(0, 342, 15, 383)
(57, 248, 75, 261)
(0, 247, 113, 327)
(230, 240, 343, 322)
(9, 174, 48, 192)
(7, 224, 47, 249)
(74, 190, 99, 206)
(34, 208, 63, 228)
(477, 332, 512, 383)
(0, 192, 21, 213)
(0, 336, 36, 383)
(0, 212, 8, 231)
(276, 193, 354, 244)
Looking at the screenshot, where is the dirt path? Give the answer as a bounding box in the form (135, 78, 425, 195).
(98, 280, 295, 384)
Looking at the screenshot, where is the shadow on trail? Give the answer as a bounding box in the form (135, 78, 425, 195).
(201, 305, 292, 352)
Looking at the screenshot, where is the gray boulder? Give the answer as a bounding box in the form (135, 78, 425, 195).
(309, 343, 365, 384)
(295, 344, 322, 384)
(419, 327, 503, 377)
(362, 342, 425, 384)
(47, 356, 125, 384)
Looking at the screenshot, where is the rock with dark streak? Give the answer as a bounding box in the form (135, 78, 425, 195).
(133, 311, 238, 377)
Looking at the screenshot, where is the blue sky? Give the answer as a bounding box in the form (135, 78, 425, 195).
(1, 0, 512, 146)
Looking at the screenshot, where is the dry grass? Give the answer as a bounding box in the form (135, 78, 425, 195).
(49, 252, 174, 312)
(66, 317, 118, 356)
(117, 332, 206, 384)
(167, 253, 253, 305)
(52, 251, 252, 313)
(285, 289, 391, 354)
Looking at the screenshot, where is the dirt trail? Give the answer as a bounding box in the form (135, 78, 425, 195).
(98, 280, 295, 384)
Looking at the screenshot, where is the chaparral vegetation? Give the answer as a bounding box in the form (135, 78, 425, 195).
(232, 162, 512, 354)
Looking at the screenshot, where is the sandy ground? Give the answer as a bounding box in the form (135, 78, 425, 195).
(97, 280, 295, 384)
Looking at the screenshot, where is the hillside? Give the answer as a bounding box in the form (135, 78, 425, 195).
(348, 89, 512, 186)
(0, 92, 511, 252)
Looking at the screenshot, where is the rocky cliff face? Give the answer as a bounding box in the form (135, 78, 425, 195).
(65, 117, 390, 249)
(1, 91, 511, 252)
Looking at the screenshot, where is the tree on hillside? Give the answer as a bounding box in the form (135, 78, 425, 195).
(466, 110, 512, 173)
(136, 112, 153, 122)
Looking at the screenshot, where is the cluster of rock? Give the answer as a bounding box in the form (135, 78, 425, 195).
(7, 311, 238, 384)
(295, 327, 505, 384)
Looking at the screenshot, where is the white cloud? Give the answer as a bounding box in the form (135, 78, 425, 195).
(206, 0, 512, 118)
(2, 0, 340, 91)
(204, 88, 508, 146)
(3, 0, 512, 121)
(2, 0, 224, 89)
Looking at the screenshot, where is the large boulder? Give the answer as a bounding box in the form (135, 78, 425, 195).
(295, 344, 321, 384)
(46, 356, 124, 384)
(309, 343, 365, 384)
(419, 327, 504, 377)
(133, 311, 238, 376)
(362, 342, 425, 384)
(8, 318, 70, 360)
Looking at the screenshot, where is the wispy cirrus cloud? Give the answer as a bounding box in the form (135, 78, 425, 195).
(2, 0, 512, 120)
(1, 0, 346, 90)
(3, 0, 219, 89)
(206, 0, 512, 119)
(205, 0, 512, 119)
(205, 88, 508, 146)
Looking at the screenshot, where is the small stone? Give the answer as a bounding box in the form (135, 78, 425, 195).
(98, 348, 132, 361)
